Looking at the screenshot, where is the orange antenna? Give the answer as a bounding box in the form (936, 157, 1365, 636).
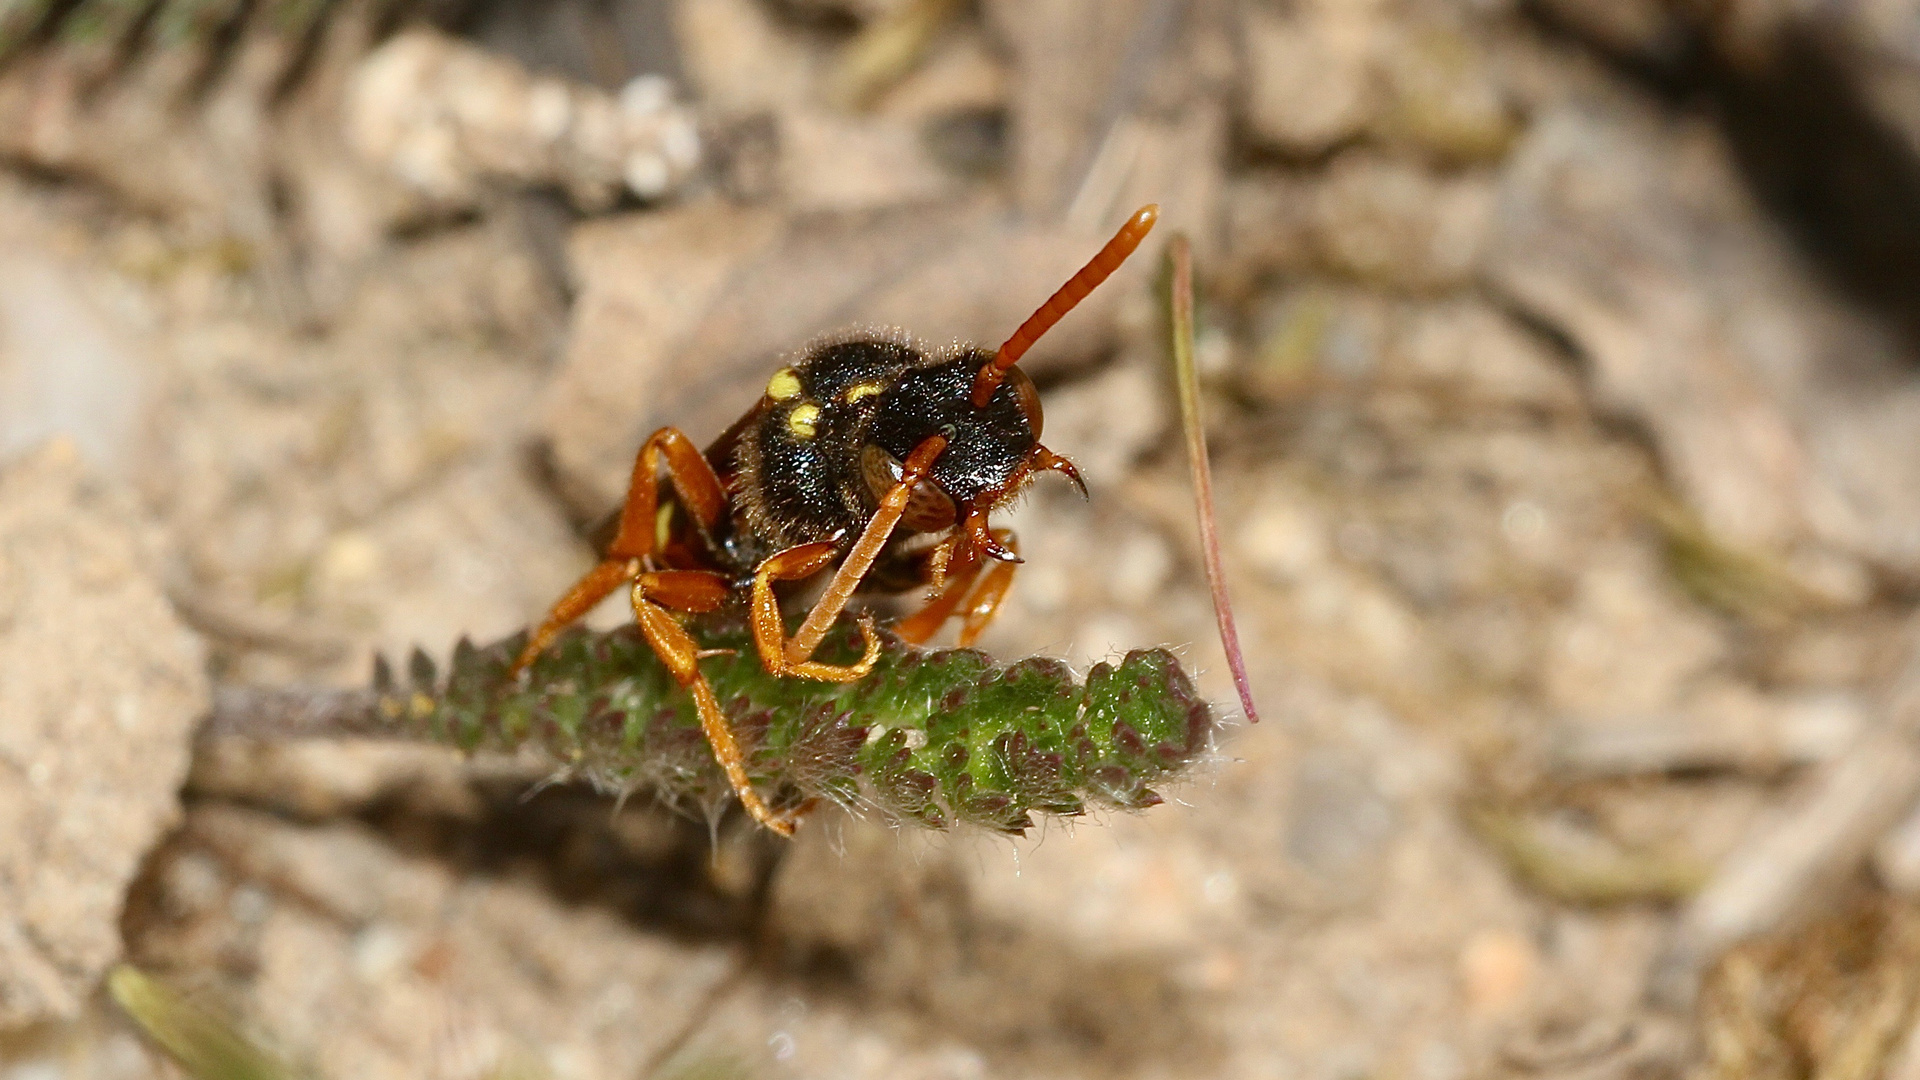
(971, 204, 1160, 408)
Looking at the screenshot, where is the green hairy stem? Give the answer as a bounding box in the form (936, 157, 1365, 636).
(368, 617, 1219, 834)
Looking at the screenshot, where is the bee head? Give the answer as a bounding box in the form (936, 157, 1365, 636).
(801, 206, 1156, 561)
(861, 351, 1076, 551)
(868, 205, 1159, 560)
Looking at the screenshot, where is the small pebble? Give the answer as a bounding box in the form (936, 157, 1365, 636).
(1459, 928, 1538, 1017)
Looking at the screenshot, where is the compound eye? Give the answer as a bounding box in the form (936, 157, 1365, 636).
(1007, 366, 1043, 440)
(860, 444, 957, 532)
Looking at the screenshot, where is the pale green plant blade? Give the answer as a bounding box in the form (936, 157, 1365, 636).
(108, 965, 300, 1080)
(1162, 235, 1259, 723)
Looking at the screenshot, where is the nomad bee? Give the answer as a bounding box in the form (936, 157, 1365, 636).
(511, 206, 1163, 834)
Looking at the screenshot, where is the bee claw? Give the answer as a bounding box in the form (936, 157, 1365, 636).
(983, 535, 1022, 563)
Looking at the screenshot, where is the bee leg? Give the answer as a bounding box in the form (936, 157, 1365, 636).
(892, 528, 1019, 646)
(512, 427, 726, 676)
(956, 531, 1019, 647)
(511, 558, 641, 676)
(773, 434, 950, 671)
(888, 525, 1005, 645)
(628, 572, 799, 836)
(892, 557, 984, 645)
(751, 542, 885, 681)
(610, 427, 730, 546)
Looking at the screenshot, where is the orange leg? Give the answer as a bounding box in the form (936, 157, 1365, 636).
(750, 542, 884, 680)
(892, 556, 983, 645)
(512, 558, 640, 674)
(626, 573, 800, 836)
(608, 427, 729, 554)
(892, 530, 1019, 647)
(512, 427, 727, 676)
(958, 536, 1019, 647)
(774, 434, 949, 671)
(512, 428, 819, 835)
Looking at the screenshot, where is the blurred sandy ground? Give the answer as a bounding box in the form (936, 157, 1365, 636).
(6, 0, 1920, 1077)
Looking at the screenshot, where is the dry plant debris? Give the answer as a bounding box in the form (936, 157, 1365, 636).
(1697, 889, 1920, 1080)
(346, 29, 703, 212)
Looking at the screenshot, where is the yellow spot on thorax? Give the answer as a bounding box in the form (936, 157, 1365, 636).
(766, 368, 803, 401)
(844, 382, 882, 403)
(788, 403, 821, 438)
